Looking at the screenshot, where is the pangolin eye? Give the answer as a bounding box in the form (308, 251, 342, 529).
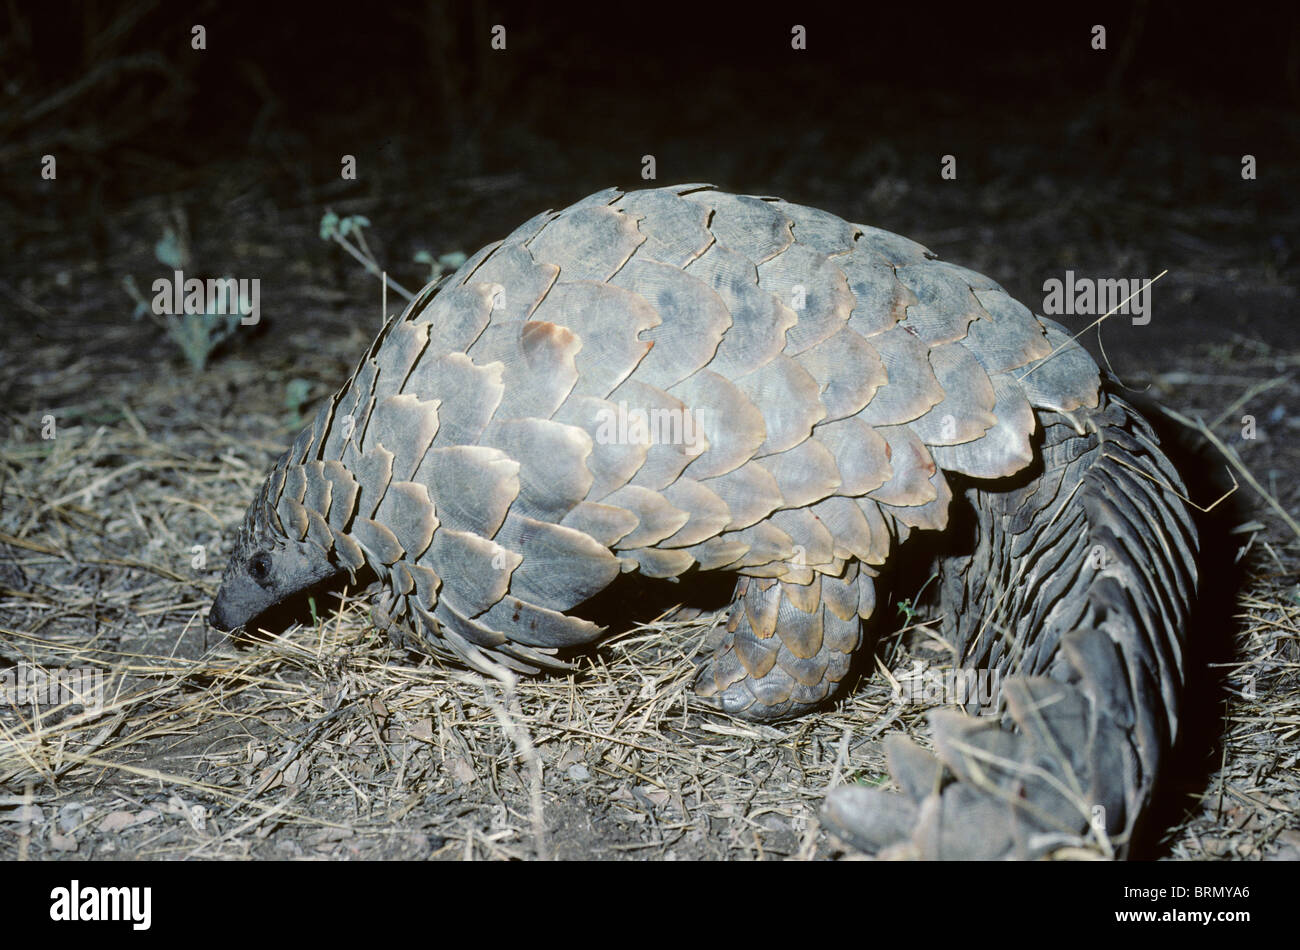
(248, 553, 272, 584)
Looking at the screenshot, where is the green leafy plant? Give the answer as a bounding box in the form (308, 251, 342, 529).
(154, 226, 185, 269)
(122, 224, 245, 372)
(894, 572, 940, 630)
(848, 771, 891, 788)
(320, 211, 469, 330)
(284, 378, 313, 427)
(160, 305, 243, 372)
(413, 249, 467, 283)
(320, 210, 413, 308)
(896, 597, 920, 626)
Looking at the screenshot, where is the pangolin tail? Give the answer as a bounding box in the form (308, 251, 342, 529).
(824, 390, 1198, 858)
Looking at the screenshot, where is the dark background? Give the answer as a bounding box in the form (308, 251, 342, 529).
(2, 1, 1295, 336)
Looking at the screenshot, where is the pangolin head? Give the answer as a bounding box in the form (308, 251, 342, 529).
(208, 470, 341, 632)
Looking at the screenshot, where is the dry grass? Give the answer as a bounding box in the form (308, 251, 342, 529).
(1171, 575, 1300, 860)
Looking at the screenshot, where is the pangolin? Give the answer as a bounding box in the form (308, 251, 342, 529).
(209, 184, 1197, 859)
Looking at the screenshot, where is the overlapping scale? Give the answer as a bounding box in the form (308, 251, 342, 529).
(526, 204, 645, 282)
(612, 188, 714, 268)
(683, 243, 795, 379)
(683, 191, 793, 264)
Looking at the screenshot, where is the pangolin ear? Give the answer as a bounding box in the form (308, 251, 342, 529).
(209, 543, 341, 632)
(275, 542, 340, 595)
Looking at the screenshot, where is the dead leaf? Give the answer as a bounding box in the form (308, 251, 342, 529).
(283, 759, 309, 787)
(97, 810, 136, 833)
(446, 755, 476, 785)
